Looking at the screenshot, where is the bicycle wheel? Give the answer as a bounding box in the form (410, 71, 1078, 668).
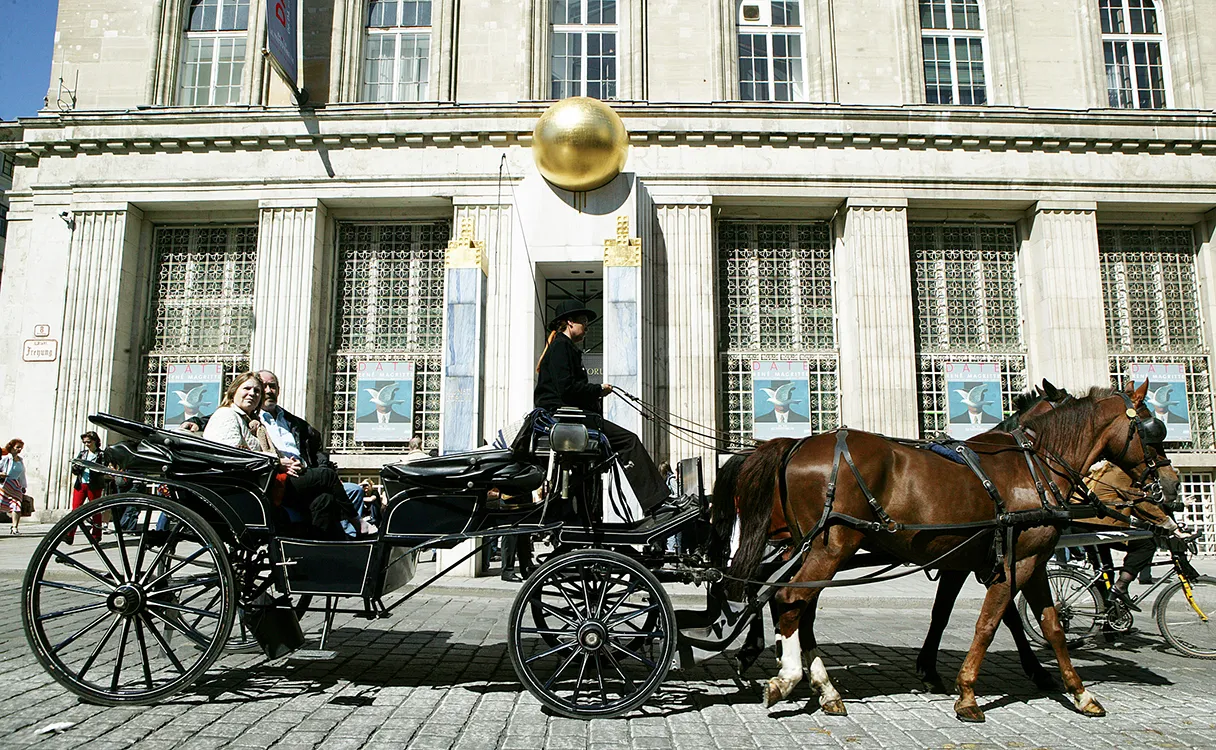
(1155, 576, 1216, 659)
(1017, 566, 1105, 647)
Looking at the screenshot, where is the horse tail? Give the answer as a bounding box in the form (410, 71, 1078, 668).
(726, 438, 793, 598)
(709, 452, 749, 567)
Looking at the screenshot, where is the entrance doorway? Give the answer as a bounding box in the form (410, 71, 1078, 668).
(544, 272, 602, 383)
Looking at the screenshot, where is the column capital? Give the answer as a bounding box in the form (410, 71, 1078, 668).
(844, 197, 908, 211)
(257, 197, 324, 211)
(1029, 200, 1098, 216)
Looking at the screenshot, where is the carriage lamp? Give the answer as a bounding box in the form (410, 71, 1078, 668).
(550, 423, 590, 453)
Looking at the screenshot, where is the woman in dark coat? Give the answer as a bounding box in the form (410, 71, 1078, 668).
(534, 299, 669, 512)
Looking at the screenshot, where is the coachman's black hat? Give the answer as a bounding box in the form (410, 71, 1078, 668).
(548, 299, 598, 330)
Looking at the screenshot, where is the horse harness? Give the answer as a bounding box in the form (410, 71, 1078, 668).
(758, 396, 1168, 592)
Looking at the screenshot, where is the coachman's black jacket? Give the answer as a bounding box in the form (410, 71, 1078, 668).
(534, 334, 602, 414)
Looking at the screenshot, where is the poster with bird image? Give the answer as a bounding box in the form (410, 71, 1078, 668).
(1128, 363, 1190, 442)
(164, 363, 222, 428)
(944, 362, 1002, 440)
(752, 360, 812, 440)
(355, 361, 416, 442)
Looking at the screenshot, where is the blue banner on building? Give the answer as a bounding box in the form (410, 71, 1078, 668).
(266, 0, 298, 90)
(164, 363, 222, 429)
(1130, 362, 1191, 442)
(355, 361, 416, 442)
(944, 362, 1002, 440)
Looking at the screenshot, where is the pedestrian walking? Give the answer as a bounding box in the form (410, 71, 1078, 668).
(66, 431, 106, 543)
(0, 439, 28, 535)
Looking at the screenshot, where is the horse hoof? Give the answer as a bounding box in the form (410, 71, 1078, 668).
(1074, 690, 1106, 717)
(821, 698, 847, 716)
(954, 700, 985, 723)
(764, 678, 791, 708)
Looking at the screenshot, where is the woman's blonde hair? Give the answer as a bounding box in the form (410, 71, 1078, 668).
(220, 371, 264, 408)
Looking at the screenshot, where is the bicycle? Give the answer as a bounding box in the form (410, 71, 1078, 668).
(1016, 532, 1216, 659)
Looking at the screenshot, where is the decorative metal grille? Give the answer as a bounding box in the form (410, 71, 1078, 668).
(1101, 226, 1214, 450)
(718, 222, 838, 447)
(1180, 471, 1216, 556)
(910, 224, 1026, 437)
(328, 222, 449, 453)
(141, 226, 258, 426)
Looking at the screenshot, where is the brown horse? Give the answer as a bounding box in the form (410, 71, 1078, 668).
(718, 382, 1179, 721)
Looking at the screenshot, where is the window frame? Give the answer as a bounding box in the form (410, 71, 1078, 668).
(549, 0, 620, 100)
(362, 0, 434, 102)
(735, 0, 809, 102)
(166, 0, 259, 107)
(917, 0, 990, 106)
(1098, 0, 1171, 109)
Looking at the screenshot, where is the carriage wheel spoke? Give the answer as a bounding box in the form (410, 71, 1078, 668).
(52, 611, 114, 654)
(110, 617, 133, 692)
(535, 598, 579, 629)
(601, 579, 641, 622)
(37, 579, 112, 598)
(146, 607, 200, 640)
(143, 548, 210, 590)
(140, 613, 187, 673)
(145, 599, 221, 620)
(524, 639, 576, 665)
(609, 641, 657, 669)
(593, 653, 607, 702)
(49, 550, 119, 591)
(557, 578, 587, 620)
(132, 510, 153, 577)
(75, 614, 123, 681)
(137, 522, 183, 586)
(608, 601, 659, 627)
(543, 646, 582, 691)
(38, 600, 110, 622)
(601, 647, 636, 693)
(80, 526, 126, 584)
(186, 590, 223, 632)
(113, 522, 134, 581)
(133, 618, 154, 689)
(152, 576, 221, 598)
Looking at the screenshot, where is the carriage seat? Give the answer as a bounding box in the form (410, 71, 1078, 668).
(382, 449, 543, 495)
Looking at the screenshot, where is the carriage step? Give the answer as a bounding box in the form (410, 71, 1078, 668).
(287, 649, 339, 661)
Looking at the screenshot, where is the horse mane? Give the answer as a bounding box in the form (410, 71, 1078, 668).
(995, 390, 1045, 431)
(1022, 386, 1116, 457)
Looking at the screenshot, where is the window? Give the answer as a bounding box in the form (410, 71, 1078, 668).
(919, 0, 987, 105)
(328, 222, 449, 453)
(1101, 226, 1213, 449)
(0, 204, 7, 239)
(550, 0, 617, 99)
(1100, 0, 1168, 108)
(0, 152, 12, 178)
(718, 222, 838, 447)
(363, 0, 432, 102)
(736, 1, 806, 101)
(178, 0, 249, 106)
(909, 224, 1026, 436)
(1179, 472, 1216, 555)
(141, 226, 258, 426)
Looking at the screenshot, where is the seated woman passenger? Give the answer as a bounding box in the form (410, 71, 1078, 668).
(205, 372, 363, 538)
(535, 300, 669, 511)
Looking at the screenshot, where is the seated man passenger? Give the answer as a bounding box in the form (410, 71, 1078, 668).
(204, 372, 363, 538)
(534, 299, 669, 511)
(256, 369, 373, 537)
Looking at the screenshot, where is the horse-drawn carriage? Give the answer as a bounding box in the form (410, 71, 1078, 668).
(20, 384, 1216, 722)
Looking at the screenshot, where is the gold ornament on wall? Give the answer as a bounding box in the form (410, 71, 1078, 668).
(446, 218, 487, 274)
(532, 97, 629, 192)
(604, 215, 641, 267)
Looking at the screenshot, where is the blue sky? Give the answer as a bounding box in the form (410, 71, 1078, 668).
(0, 1, 59, 120)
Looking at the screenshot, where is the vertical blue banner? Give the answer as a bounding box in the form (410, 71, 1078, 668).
(266, 0, 298, 89)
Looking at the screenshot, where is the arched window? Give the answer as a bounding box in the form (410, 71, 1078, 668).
(178, 0, 250, 106)
(1100, 0, 1168, 108)
(735, 1, 806, 102)
(364, 0, 433, 102)
(550, 0, 618, 99)
(918, 0, 988, 105)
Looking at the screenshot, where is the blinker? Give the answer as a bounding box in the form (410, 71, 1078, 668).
(1141, 416, 1167, 445)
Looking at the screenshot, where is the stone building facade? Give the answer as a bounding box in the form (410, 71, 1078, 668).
(1, 0, 1216, 551)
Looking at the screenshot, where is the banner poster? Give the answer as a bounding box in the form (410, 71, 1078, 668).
(265, 0, 298, 90)
(164, 363, 222, 429)
(1129, 363, 1191, 442)
(944, 362, 1003, 440)
(355, 361, 416, 442)
(752, 360, 812, 440)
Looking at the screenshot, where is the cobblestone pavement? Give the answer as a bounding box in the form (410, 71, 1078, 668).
(2, 577, 1214, 750)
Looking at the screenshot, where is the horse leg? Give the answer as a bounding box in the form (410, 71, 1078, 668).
(797, 603, 847, 715)
(916, 570, 966, 693)
(953, 556, 1033, 722)
(1020, 564, 1106, 717)
(764, 528, 863, 710)
(1001, 594, 1057, 691)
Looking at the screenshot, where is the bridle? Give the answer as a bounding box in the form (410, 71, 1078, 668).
(1109, 391, 1176, 511)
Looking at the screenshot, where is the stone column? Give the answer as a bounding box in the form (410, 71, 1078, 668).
(439, 217, 488, 455)
(47, 205, 145, 511)
(249, 199, 332, 422)
(459, 203, 514, 445)
(1019, 202, 1110, 391)
(653, 201, 717, 480)
(603, 215, 643, 435)
(834, 198, 919, 437)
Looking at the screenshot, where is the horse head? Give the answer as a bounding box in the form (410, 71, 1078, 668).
(1083, 459, 1178, 529)
(1084, 381, 1180, 510)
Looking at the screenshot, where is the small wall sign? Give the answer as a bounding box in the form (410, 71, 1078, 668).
(23, 339, 59, 362)
(33, 325, 51, 338)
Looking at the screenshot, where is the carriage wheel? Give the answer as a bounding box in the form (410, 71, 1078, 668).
(22, 494, 236, 705)
(508, 549, 676, 719)
(156, 541, 269, 655)
(1016, 566, 1105, 647)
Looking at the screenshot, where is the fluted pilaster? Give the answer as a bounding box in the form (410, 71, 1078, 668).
(1020, 202, 1109, 391)
(836, 199, 918, 436)
(47, 206, 144, 510)
(654, 202, 717, 481)
(249, 199, 330, 421)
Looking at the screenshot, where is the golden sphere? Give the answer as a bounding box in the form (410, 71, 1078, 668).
(532, 97, 629, 192)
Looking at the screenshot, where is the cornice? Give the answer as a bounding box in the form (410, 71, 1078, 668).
(8, 102, 1216, 164)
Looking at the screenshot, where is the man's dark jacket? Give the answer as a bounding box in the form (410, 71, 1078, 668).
(534, 334, 603, 414)
(273, 407, 334, 469)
